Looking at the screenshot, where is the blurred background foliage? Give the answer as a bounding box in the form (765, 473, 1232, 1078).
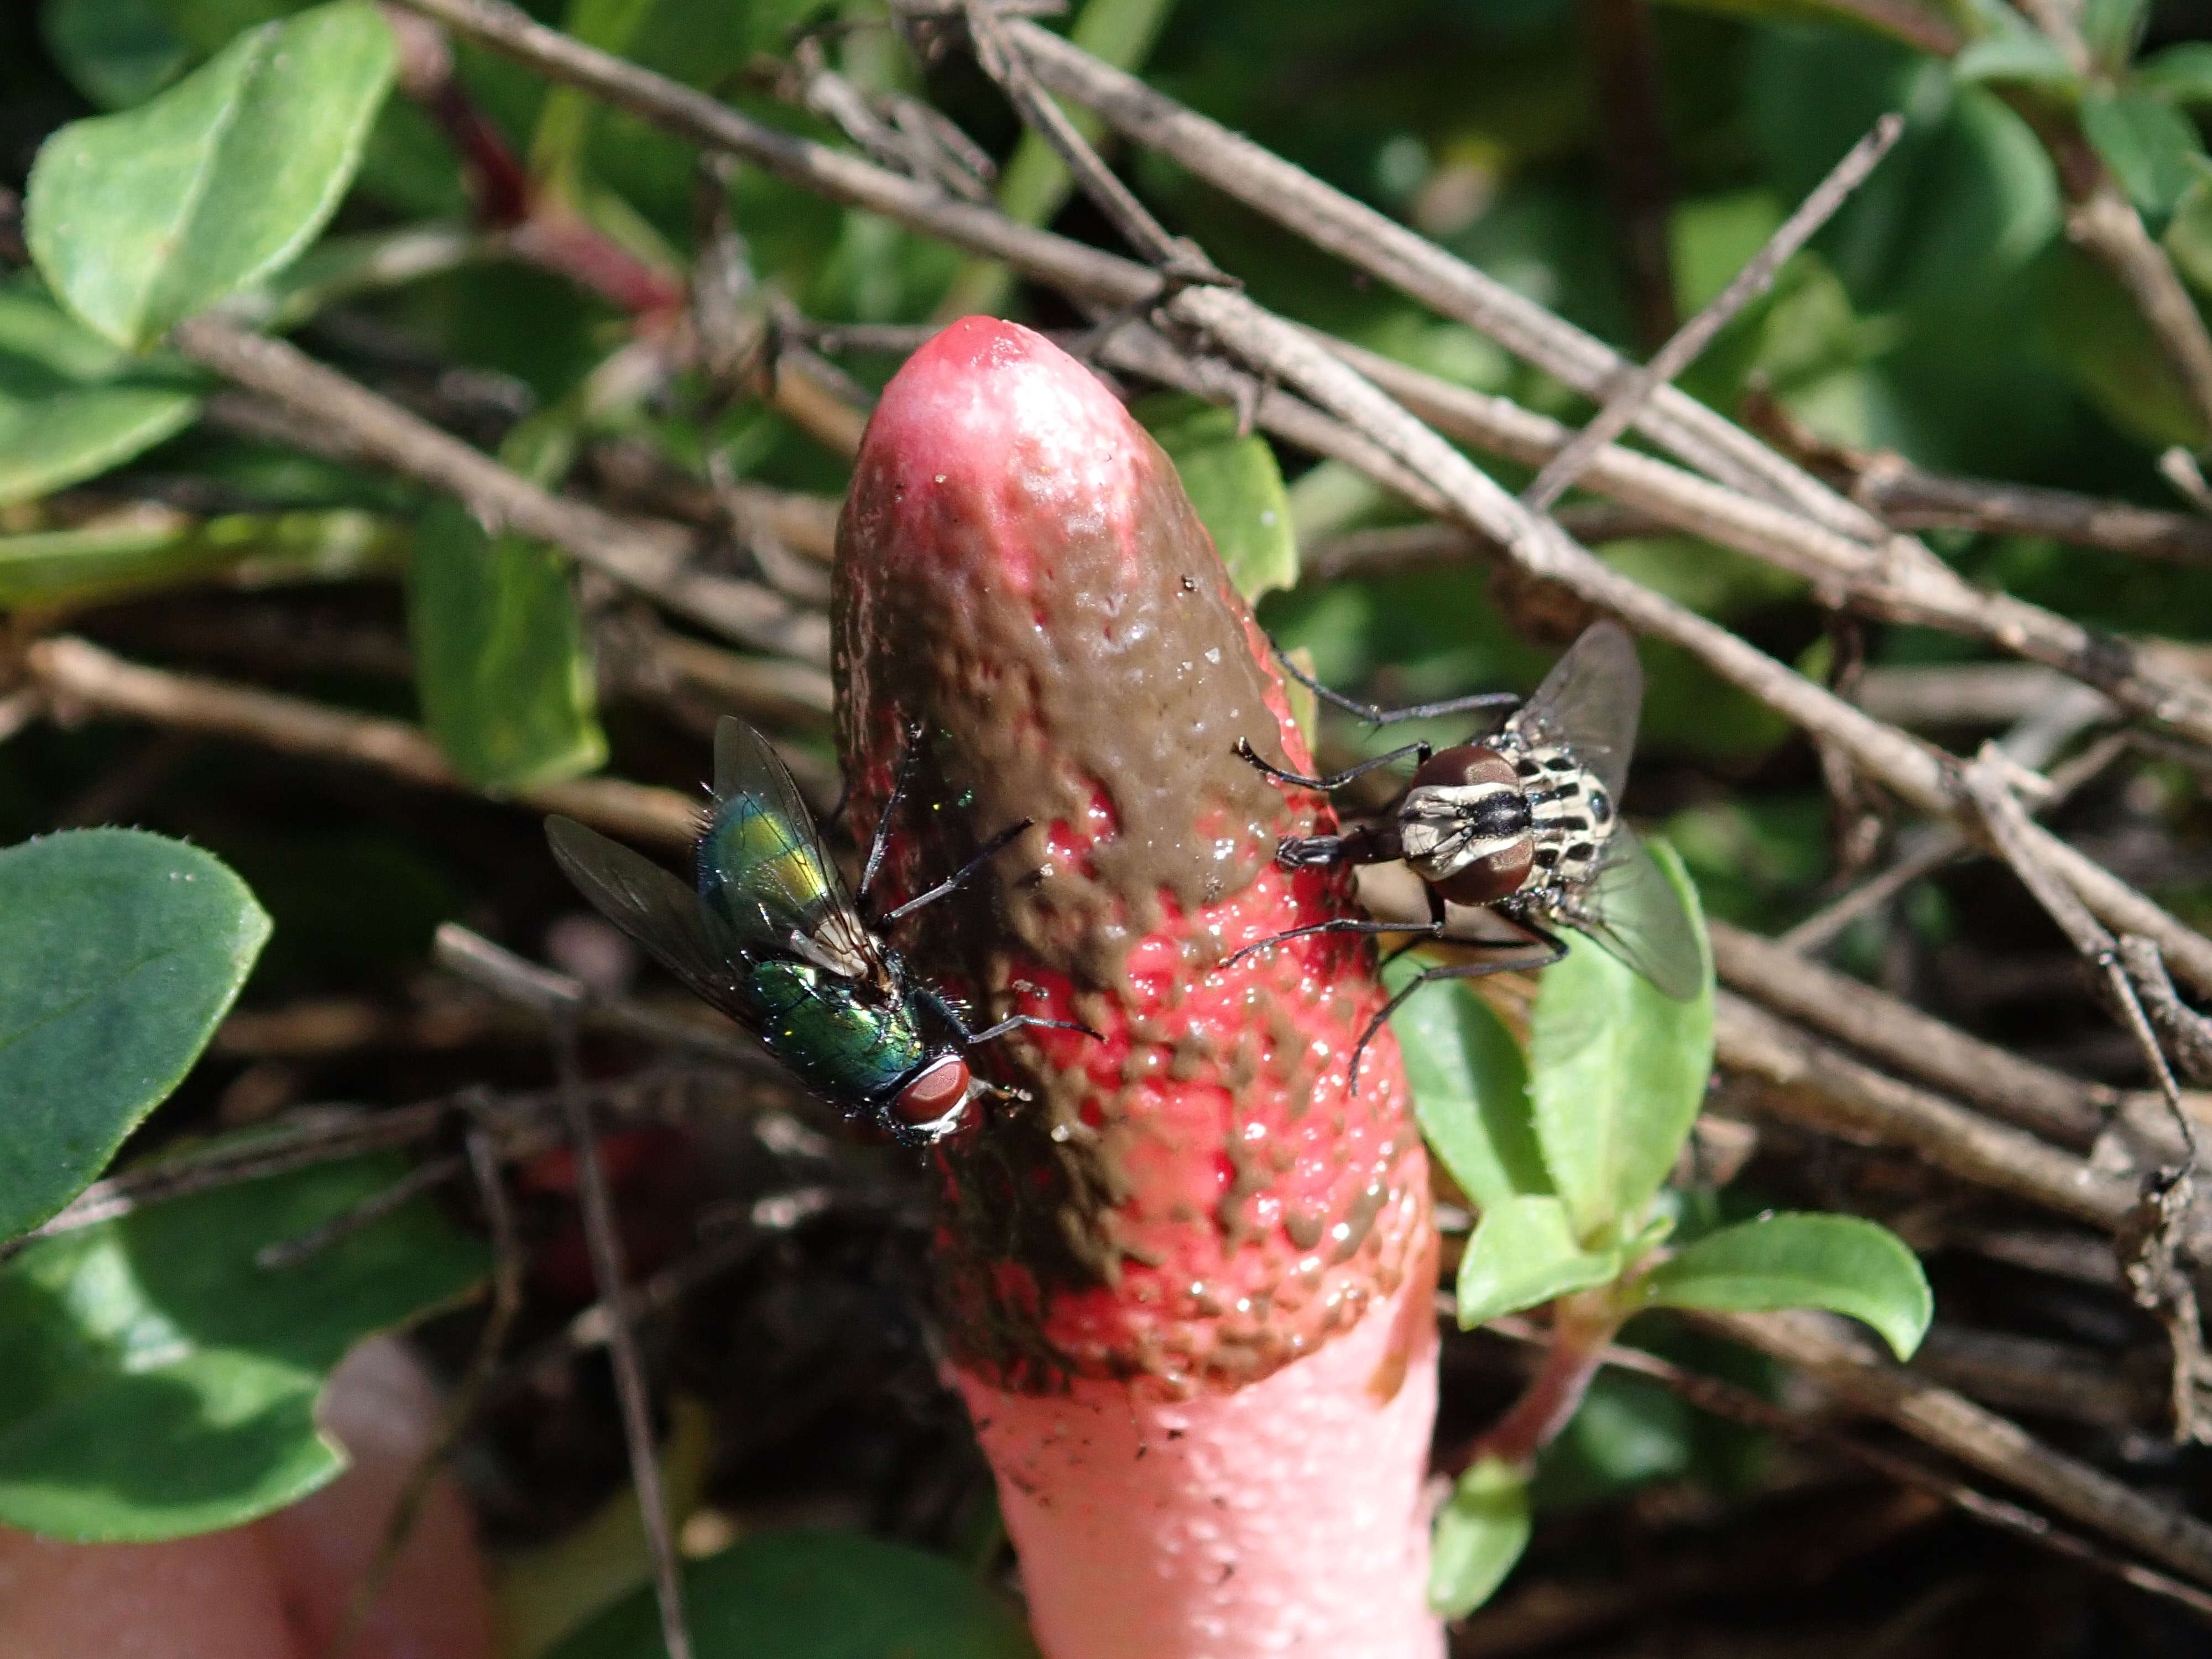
(13, 0, 2212, 1641)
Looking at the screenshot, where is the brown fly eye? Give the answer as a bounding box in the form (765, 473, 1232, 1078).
(1434, 839, 1535, 907)
(1411, 744, 1516, 792)
(893, 1055, 971, 1128)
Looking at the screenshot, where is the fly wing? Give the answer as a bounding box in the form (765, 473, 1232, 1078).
(1557, 826, 1704, 1000)
(1509, 621, 1641, 797)
(705, 716, 880, 980)
(545, 816, 750, 1016)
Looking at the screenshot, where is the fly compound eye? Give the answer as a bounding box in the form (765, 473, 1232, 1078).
(1586, 785, 1613, 826)
(892, 1055, 971, 1136)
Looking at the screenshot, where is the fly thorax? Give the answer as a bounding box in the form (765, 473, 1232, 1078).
(1397, 780, 1531, 884)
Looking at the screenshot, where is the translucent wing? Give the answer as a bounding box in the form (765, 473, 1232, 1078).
(1507, 622, 1642, 797)
(1554, 826, 1703, 1000)
(702, 717, 880, 980)
(545, 816, 749, 1016)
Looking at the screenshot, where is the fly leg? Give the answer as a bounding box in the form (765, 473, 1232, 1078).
(856, 718, 928, 906)
(880, 817, 1035, 924)
(916, 985, 1102, 1046)
(1235, 735, 1431, 793)
(1347, 920, 1569, 1094)
(1222, 910, 1448, 971)
(1270, 640, 1522, 728)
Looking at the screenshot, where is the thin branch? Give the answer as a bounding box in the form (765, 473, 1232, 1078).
(383, 0, 2212, 1007)
(1522, 113, 1903, 513)
(552, 1017, 693, 1659)
(2067, 180, 2212, 442)
(1714, 990, 2139, 1232)
(1711, 920, 2117, 1150)
(25, 634, 701, 851)
(325, 1122, 523, 1659)
(1747, 395, 2212, 568)
(255, 1153, 467, 1270)
(171, 316, 827, 665)
(1475, 1313, 2212, 1623)
(1002, 15, 1885, 538)
(1692, 1306, 2212, 1590)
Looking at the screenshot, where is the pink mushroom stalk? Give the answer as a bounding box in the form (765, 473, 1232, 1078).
(833, 317, 1444, 1658)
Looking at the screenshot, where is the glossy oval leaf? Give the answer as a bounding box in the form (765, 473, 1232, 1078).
(545, 1529, 1039, 1659)
(25, 0, 398, 349)
(1138, 395, 1298, 601)
(0, 1150, 487, 1540)
(1428, 1458, 1531, 1620)
(0, 283, 199, 507)
(1528, 842, 1713, 1243)
(1386, 957, 1550, 1211)
(1638, 1211, 1932, 1361)
(2081, 88, 2205, 220)
(1456, 1194, 1623, 1329)
(0, 830, 270, 1242)
(410, 499, 608, 791)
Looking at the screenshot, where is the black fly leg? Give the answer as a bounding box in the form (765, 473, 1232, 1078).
(917, 985, 1102, 1046)
(1235, 735, 1431, 794)
(1270, 639, 1521, 729)
(857, 718, 928, 910)
(881, 817, 1035, 924)
(1223, 913, 1448, 971)
(1347, 920, 1570, 1094)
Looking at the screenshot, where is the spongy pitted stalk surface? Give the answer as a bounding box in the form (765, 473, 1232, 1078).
(834, 316, 1442, 1659)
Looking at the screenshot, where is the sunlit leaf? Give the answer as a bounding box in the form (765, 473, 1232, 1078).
(1950, 32, 2080, 91)
(25, 0, 397, 348)
(2081, 88, 2204, 220)
(0, 830, 269, 1243)
(1386, 957, 1550, 1212)
(1138, 397, 1298, 602)
(1527, 843, 1714, 1241)
(0, 1150, 486, 1540)
(1455, 1195, 1623, 1329)
(1428, 1458, 1531, 1620)
(0, 508, 404, 609)
(2137, 41, 2212, 106)
(545, 1529, 1039, 1659)
(1638, 1211, 1933, 1360)
(0, 283, 198, 507)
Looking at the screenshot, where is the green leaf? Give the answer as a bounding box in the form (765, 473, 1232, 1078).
(0, 830, 269, 1242)
(1428, 1458, 1531, 1620)
(1138, 397, 1298, 602)
(1950, 33, 2079, 91)
(1455, 1196, 1623, 1329)
(0, 508, 406, 609)
(0, 1150, 486, 1540)
(0, 283, 199, 507)
(2137, 41, 2212, 107)
(25, 0, 398, 349)
(544, 1530, 1039, 1659)
(2166, 176, 2212, 297)
(1639, 1212, 1933, 1360)
(2083, 0, 2148, 72)
(41, 0, 192, 109)
(2081, 88, 2204, 220)
(1527, 842, 1714, 1242)
(409, 499, 607, 792)
(2034, 239, 2209, 445)
(1386, 957, 1550, 1211)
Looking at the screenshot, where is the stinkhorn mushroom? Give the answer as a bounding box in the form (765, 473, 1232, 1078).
(834, 317, 1443, 1659)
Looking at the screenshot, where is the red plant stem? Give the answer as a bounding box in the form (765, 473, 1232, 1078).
(386, 7, 683, 317)
(1457, 1289, 1624, 1474)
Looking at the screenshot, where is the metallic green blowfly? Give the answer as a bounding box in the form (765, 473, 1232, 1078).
(545, 717, 1093, 1147)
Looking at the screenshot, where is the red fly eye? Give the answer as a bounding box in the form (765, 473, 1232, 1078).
(893, 1055, 971, 1129)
